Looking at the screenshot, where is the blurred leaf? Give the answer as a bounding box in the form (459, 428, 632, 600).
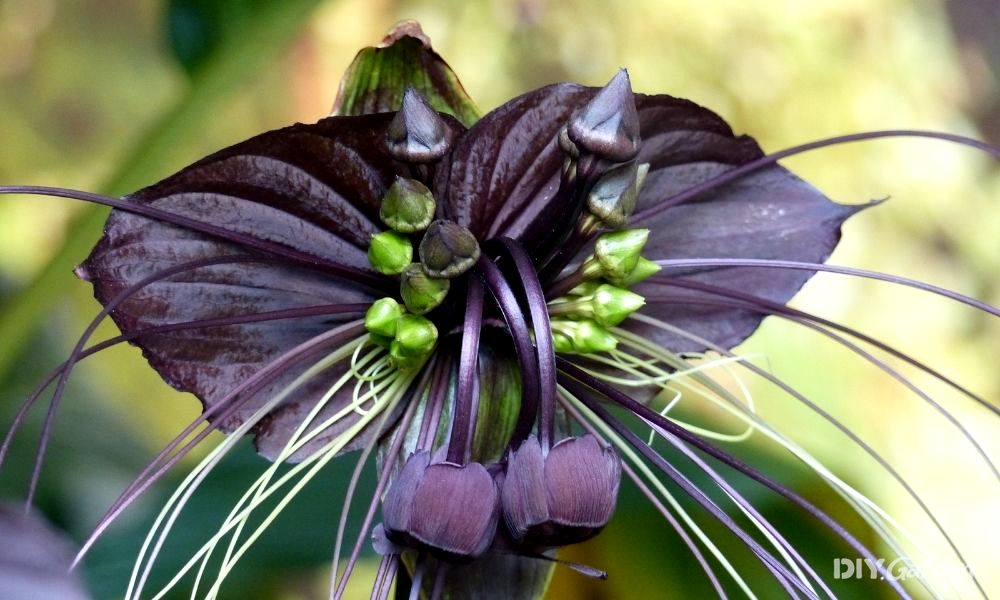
(166, 0, 291, 76)
(0, 0, 327, 385)
(332, 20, 481, 126)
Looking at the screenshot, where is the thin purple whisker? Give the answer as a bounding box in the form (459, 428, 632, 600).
(645, 276, 999, 482)
(0, 185, 393, 292)
(561, 377, 822, 599)
(559, 396, 728, 599)
(651, 258, 999, 316)
(613, 317, 988, 599)
(632, 130, 1000, 222)
(73, 321, 366, 567)
(560, 361, 913, 599)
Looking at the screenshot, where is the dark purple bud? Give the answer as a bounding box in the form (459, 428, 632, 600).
(568, 69, 640, 162)
(382, 451, 500, 562)
(385, 88, 454, 162)
(418, 219, 481, 278)
(587, 160, 650, 227)
(501, 435, 621, 547)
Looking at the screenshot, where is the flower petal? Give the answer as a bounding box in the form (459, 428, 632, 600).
(629, 93, 865, 351)
(435, 83, 594, 251)
(79, 115, 402, 442)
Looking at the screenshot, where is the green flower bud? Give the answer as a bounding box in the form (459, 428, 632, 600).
(572, 319, 618, 353)
(390, 314, 438, 369)
(368, 231, 413, 275)
(587, 161, 649, 228)
(380, 177, 436, 233)
(365, 297, 404, 338)
(551, 318, 618, 354)
(400, 263, 450, 314)
(591, 284, 645, 327)
(567, 280, 603, 297)
(594, 229, 649, 279)
(552, 329, 576, 354)
(418, 220, 481, 278)
(370, 333, 394, 348)
(609, 256, 661, 287)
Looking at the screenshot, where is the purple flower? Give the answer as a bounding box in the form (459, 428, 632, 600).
(1, 20, 998, 600)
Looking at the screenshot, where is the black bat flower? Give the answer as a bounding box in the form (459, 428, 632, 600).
(2, 21, 998, 600)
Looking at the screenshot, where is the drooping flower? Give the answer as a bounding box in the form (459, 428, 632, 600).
(1, 20, 998, 600)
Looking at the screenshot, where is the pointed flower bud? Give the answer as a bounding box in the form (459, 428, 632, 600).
(609, 256, 661, 287)
(587, 161, 649, 227)
(380, 177, 436, 233)
(594, 228, 649, 280)
(385, 88, 453, 163)
(591, 284, 645, 327)
(551, 318, 618, 354)
(368, 231, 413, 275)
(418, 220, 481, 278)
(567, 69, 640, 162)
(400, 263, 450, 314)
(390, 313, 437, 369)
(501, 435, 621, 547)
(382, 452, 500, 562)
(365, 297, 404, 338)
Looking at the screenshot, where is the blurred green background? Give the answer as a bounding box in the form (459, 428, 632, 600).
(1, 0, 998, 598)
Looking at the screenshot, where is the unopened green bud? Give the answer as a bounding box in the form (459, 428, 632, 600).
(567, 280, 603, 297)
(390, 314, 438, 369)
(368, 231, 413, 275)
(400, 263, 450, 314)
(419, 220, 481, 278)
(591, 284, 645, 327)
(552, 329, 576, 354)
(587, 162, 649, 228)
(572, 319, 618, 353)
(381, 177, 436, 233)
(370, 333, 394, 348)
(551, 318, 618, 354)
(365, 297, 404, 338)
(594, 229, 649, 279)
(609, 257, 661, 287)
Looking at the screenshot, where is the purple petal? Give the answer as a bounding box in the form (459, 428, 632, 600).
(382, 451, 431, 541)
(435, 83, 593, 249)
(544, 435, 620, 532)
(80, 115, 403, 448)
(630, 94, 866, 350)
(500, 436, 549, 539)
(408, 461, 500, 560)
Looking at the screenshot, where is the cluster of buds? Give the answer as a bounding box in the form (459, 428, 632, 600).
(367, 89, 482, 317)
(546, 229, 656, 354)
(548, 280, 645, 354)
(364, 297, 438, 370)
